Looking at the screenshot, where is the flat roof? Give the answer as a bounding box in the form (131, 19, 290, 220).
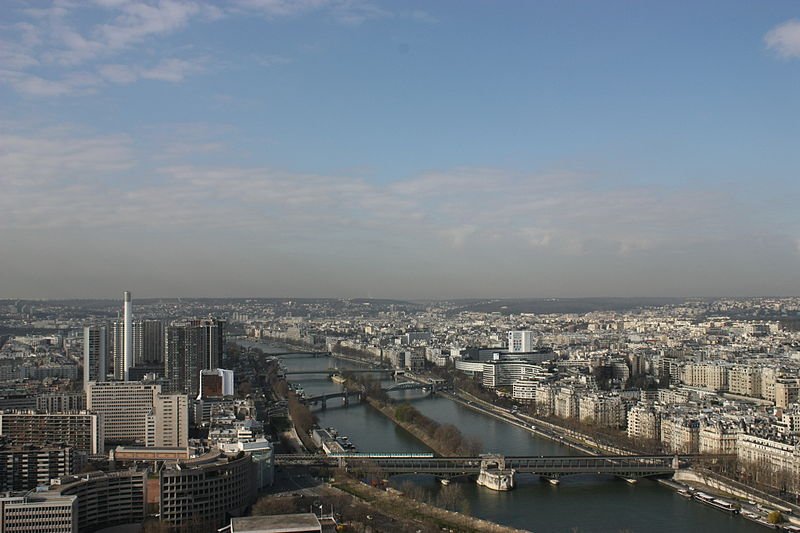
(231, 514, 321, 533)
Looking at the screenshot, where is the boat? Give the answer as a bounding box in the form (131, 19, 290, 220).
(677, 489, 692, 499)
(741, 511, 777, 529)
(331, 374, 347, 384)
(693, 492, 739, 514)
(440, 479, 450, 486)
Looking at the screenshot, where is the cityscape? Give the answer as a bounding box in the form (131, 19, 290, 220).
(2, 1, 800, 533)
(1, 296, 800, 531)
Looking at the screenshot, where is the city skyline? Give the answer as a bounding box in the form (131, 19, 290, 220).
(2, 1, 800, 299)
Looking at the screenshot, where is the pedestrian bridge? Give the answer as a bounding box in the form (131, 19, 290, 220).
(275, 453, 695, 481)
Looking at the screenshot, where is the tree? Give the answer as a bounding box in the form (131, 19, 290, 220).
(767, 511, 783, 524)
(437, 483, 465, 511)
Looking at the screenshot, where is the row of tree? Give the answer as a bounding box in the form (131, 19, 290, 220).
(394, 403, 482, 456)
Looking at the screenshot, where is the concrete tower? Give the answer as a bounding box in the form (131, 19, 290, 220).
(123, 290, 132, 381)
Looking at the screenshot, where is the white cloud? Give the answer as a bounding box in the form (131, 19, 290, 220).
(0, 0, 412, 97)
(520, 227, 553, 248)
(140, 57, 206, 82)
(0, 69, 102, 96)
(765, 19, 800, 58)
(2, 122, 794, 268)
(439, 225, 477, 248)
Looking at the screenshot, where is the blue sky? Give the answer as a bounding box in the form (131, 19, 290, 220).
(1, 1, 799, 299)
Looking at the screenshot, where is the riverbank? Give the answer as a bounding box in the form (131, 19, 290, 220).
(334, 477, 531, 533)
(444, 389, 603, 456)
(264, 342, 775, 532)
(449, 386, 800, 527)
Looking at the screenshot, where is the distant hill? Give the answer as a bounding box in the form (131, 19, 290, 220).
(443, 297, 688, 315)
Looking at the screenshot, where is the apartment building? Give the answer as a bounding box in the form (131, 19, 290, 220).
(159, 451, 256, 530)
(0, 411, 103, 456)
(0, 492, 77, 533)
(86, 381, 160, 444)
(699, 422, 738, 454)
(626, 404, 661, 441)
(50, 469, 146, 532)
(0, 445, 73, 491)
(578, 394, 625, 428)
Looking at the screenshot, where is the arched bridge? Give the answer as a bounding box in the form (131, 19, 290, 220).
(303, 380, 437, 409)
(303, 390, 363, 409)
(276, 453, 698, 481)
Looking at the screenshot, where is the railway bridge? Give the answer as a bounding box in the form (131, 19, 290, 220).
(276, 453, 699, 484)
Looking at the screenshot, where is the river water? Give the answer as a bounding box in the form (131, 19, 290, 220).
(248, 342, 764, 533)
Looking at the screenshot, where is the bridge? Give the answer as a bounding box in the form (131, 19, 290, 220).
(303, 380, 437, 409)
(284, 369, 394, 377)
(303, 390, 363, 409)
(268, 351, 331, 358)
(382, 381, 433, 393)
(275, 453, 691, 482)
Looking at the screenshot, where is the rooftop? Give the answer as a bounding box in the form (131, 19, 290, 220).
(230, 513, 322, 533)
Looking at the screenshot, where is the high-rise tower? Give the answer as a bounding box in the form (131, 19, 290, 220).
(164, 318, 225, 396)
(83, 325, 107, 393)
(123, 291, 132, 381)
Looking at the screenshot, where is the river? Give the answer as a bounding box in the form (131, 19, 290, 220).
(247, 341, 765, 533)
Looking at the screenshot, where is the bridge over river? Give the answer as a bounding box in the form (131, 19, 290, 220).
(284, 369, 395, 377)
(302, 380, 435, 408)
(275, 453, 713, 486)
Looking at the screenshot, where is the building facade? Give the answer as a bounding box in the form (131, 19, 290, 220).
(0, 492, 77, 533)
(507, 331, 534, 353)
(86, 381, 160, 444)
(159, 451, 256, 530)
(0, 445, 73, 491)
(82, 326, 107, 392)
(51, 469, 147, 532)
(0, 411, 103, 455)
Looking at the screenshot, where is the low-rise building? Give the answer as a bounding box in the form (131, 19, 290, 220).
(0, 445, 73, 492)
(0, 491, 77, 533)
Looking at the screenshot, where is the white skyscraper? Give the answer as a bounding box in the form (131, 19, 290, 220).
(123, 290, 132, 381)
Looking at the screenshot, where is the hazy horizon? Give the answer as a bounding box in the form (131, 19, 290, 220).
(2, 2, 800, 299)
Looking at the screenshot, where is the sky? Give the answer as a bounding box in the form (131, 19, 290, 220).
(1, 1, 800, 300)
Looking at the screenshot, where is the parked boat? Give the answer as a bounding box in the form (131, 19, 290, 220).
(693, 492, 739, 514)
(741, 511, 777, 529)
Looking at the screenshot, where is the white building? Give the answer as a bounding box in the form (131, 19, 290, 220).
(87, 381, 187, 447)
(482, 360, 548, 389)
(627, 403, 661, 441)
(699, 422, 738, 454)
(507, 331, 535, 353)
(737, 433, 799, 491)
(147, 393, 188, 449)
